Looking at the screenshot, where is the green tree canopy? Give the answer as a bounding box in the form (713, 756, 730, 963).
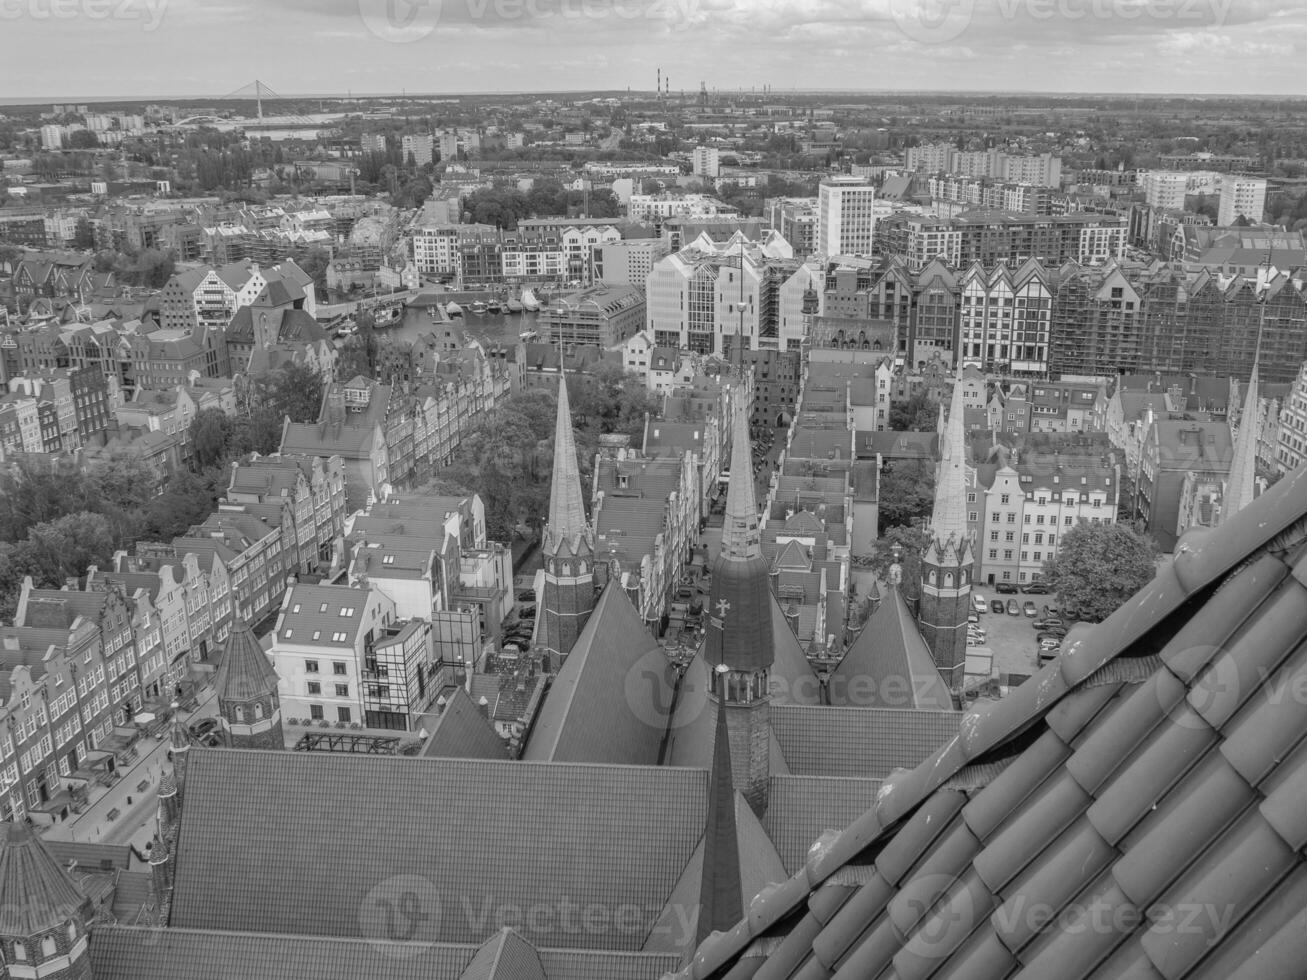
(1041, 521, 1158, 623)
(876, 459, 936, 536)
(888, 391, 939, 432)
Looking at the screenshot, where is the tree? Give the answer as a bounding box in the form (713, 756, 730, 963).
(23, 512, 115, 587)
(876, 460, 936, 535)
(888, 391, 938, 432)
(1041, 521, 1158, 623)
(67, 130, 100, 150)
(189, 408, 234, 470)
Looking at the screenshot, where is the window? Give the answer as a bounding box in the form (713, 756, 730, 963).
(305, 660, 319, 673)
(1065, 516, 1074, 525)
(310, 704, 324, 720)
(1004, 550, 1013, 560)
(968, 512, 978, 522)
(989, 549, 998, 559)
(337, 706, 352, 723)
(307, 682, 321, 695)
(340, 607, 355, 617)
(335, 684, 349, 697)
(319, 603, 328, 613)
(332, 632, 347, 642)
(1021, 551, 1028, 561)
(1000, 494, 1010, 504)
(254, 702, 264, 720)
(333, 662, 347, 675)
(235, 705, 244, 723)
(312, 631, 321, 641)
(991, 512, 1000, 523)
(283, 629, 293, 639)
(1007, 514, 1016, 524)
(291, 604, 301, 613)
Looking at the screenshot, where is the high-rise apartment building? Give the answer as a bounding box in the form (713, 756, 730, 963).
(401, 133, 434, 167)
(692, 145, 720, 179)
(1218, 176, 1267, 226)
(816, 177, 876, 259)
(1142, 171, 1190, 211)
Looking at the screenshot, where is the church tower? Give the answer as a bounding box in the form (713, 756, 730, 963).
(215, 620, 284, 750)
(918, 366, 972, 692)
(704, 396, 773, 816)
(0, 822, 94, 980)
(536, 376, 596, 667)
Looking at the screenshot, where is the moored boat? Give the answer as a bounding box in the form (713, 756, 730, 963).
(445, 301, 463, 317)
(520, 288, 541, 312)
(506, 298, 524, 313)
(469, 301, 488, 315)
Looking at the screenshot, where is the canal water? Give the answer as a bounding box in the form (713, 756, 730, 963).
(379, 303, 544, 349)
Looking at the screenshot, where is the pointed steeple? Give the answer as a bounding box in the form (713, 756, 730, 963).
(1224, 358, 1260, 524)
(544, 375, 589, 554)
(215, 620, 284, 750)
(0, 821, 92, 934)
(720, 395, 761, 562)
(696, 700, 743, 946)
(930, 363, 969, 547)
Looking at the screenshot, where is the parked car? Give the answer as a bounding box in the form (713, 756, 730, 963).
(996, 582, 1019, 595)
(1037, 631, 1065, 644)
(1039, 637, 1062, 651)
(968, 611, 980, 624)
(968, 630, 987, 644)
(1007, 599, 1020, 616)
(516, 590, 535, 602)
(1038, 648, 1059, 665)
(517, 603, 537, 618)
(1022, 601, 1038, 617)
(967, 636, 984, 647)
(1032, 618, 1064, 631)
(189, 717, 220, 739)
(1021, 582, 1049, 594)
(972, 594, 989, 614)
(991, 600, 1006, 614)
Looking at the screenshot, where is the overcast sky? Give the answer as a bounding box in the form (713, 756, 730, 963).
(2, 0, 1305, 100)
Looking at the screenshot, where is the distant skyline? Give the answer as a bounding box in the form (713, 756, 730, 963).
(2, 0, 1305, 100)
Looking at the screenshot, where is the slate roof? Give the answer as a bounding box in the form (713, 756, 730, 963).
(522, 582, 670, 765)
(422, 687, 510, 761)
(170, 749, 706, 951)
(770, 704, 962, 779)
(831, 588, 954, 711)
(0, 820, 91, 934)
(673, 460, 1307, 979)
(88, 925, 680, 980)
(762, 775, 883, 875)
(214, 621, 280, 702)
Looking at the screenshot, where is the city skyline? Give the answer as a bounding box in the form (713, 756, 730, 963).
(2, 0, 1307, 100)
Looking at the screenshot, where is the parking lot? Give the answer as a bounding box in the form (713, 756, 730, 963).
(969, 590, 1066, 681)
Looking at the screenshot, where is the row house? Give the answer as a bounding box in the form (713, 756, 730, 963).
(10, 253, 101, 308)
(110, 548, 235, 664)
(958, 259, 1052, 374)
(652, 372, 750, 517)
(966, 456, 1120, 588)
(172, 509, 287, 629)
(1277, 360, 1307, 475)
(226, 454, 349, 576)
(590, 445, 698, 630)
(158, 259, 315, 334)
(114, 378, 237, 467)
(1135, 420, 1234, 552)
(347, 494, 511, 664)
(0, 617, 114, 825)
(13, 582, 162, 732)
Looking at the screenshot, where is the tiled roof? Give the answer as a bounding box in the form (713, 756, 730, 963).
(522, 582, 670, 765)
(459, 928, 545, 979)
(277, 584, 372, 648)
(0, 820, 91, 934)
(422, 687, 509, 760)
(88, 925, 680, 980)
(771, 704, 962, 779)
(762, 775, 882, 875)
(832, 588, 954, 711)
(674, 461, 1307, 979)
(171, 749, 706, 951)
(214, 621, 280, 702)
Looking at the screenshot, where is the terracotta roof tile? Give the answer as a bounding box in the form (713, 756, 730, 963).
(671, 461, 1307, 979)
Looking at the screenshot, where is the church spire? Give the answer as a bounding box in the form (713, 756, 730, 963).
(545, 375, 588, 554)
(1224, 344, 1261, 524)
(696, 699, 743, 947)
(930, 363, 969, 547)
